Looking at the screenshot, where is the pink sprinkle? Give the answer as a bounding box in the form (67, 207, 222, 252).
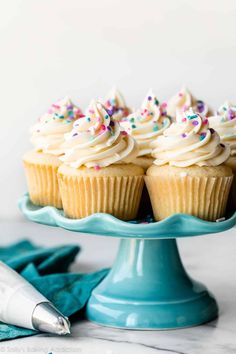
(52, 104, 60, 109)
(144, 109, 148, 113)
(94, 165, 101, 171)
(121, 131, 128, 136)
(161, 102, 167, 108)
(178, 93, 183, 97)
(183, 105, 188, 111)
(101, 124, 106, 131)
(182, 118, 187, 122)
(48, 108, 53, 114)
(78, 114, 85, 118)
(89, 109, 95, 114)
(203, 119, 208, 125)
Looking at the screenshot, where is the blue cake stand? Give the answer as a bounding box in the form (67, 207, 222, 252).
(19, 194, 236, 330)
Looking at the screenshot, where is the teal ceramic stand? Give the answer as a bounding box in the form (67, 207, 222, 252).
(18, 194, 236, 329)
(86, 239, 217, 328)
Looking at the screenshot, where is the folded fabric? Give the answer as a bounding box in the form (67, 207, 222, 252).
(0, 240, 108, 341)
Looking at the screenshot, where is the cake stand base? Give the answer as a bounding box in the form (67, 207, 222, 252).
(86, 239, 218, 329)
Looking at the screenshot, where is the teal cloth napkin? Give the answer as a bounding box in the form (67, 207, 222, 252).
(0, 240, 108, 341)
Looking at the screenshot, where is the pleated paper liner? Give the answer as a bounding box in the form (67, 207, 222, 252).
(58, 174, 144, 220)
(145, 175, 233, 222)
(23, 160, 62, 209)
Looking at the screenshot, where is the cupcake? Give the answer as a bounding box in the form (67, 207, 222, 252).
(167, 86, 211, 120)
(145, 108, 233, 221)
(23, 96, 82, 208)
(104, 87, 131, 122)
(123, 89, 171, 170)
(209, 101, 236, 209)
(58, 100, 144, 220)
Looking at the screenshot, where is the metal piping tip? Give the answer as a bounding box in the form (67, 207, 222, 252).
(58, 316, 71, 335)
(32, 302, 71, 336)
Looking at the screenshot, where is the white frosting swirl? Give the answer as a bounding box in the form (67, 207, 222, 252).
(61, 100, 138, 168)
(123, 90, 171, 157)
(152, 108, 230, 167)
(167, 87, 210, 119)
(209, 101, 236, 156)
(30, 96, 83, 156)
(104, 87, 131, 121)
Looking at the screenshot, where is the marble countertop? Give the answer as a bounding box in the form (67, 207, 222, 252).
(0, 218, 235, 354)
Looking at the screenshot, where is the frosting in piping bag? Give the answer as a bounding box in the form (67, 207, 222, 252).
(61, 100, 138, 168)
(152, 108, 230, 167)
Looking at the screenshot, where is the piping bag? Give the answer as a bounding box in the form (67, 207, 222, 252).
(0, 261, 71, 335)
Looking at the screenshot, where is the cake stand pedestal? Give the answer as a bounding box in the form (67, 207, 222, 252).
(19, 194, 236, 329)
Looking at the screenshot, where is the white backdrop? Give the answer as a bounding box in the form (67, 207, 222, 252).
(0, 0, 236, 219)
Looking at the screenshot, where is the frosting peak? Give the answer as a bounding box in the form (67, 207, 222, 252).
(209, 101, 236, 156)
(61, 100, 138, 168)
(167, 87, 210, 119)
(123, 90, 171, 157)
(104, 88, 131, 121)
(152, 108, 230, 167)
(30, 96, 83, 156)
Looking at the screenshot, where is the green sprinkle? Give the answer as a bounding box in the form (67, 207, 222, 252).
(105, 114, 109, 119)
(154, 99, 159, 105)
(187, 114, 198, 120)
(87, 117, 91, 122)
(129, 117, 135, 123)
(68, 110, 74, 116)
(59, 115, 64, 119)
(131, 124, 136, 129)
(199, 135, 205, 141)
(153, 125, 159, 131)
(223, 107, 227, 111)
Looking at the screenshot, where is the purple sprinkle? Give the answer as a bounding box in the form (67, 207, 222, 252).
(67, 104, 73, 109)
(107, 108, 115, 116)
(110, 121, 115, 126)
(148, 96, 152, 101)
(209, 128, 215, 134)
(73, 132, 78, 137)
(201, 132, 206, 138)
(220, 143, 225, 147)
(181, 133, 187, 138)
(197, 100, 205, 113)
(192, 120, 199, 126)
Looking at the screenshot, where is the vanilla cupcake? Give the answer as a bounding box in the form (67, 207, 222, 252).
(123, 90, 171, 170)
(58, 100, 144, 220)
(209, 101, 236, 209)
(23, 96, 82, 208)
(167, 86, 211, 120)
(104, 87, 131, 122)
(145, 108, 233, 221)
